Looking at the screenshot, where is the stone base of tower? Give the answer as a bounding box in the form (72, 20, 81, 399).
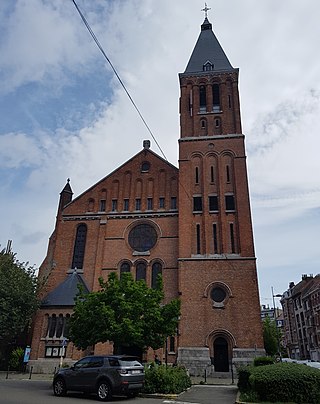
(232, 348, 266, 369)
(177, 346, 266, 376)
(177, 347, 212, 376)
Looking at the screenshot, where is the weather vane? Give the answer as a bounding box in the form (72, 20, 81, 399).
(201, 3, 211, 18)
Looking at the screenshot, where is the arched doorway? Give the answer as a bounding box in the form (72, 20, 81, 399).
(213, 336, 229, 372)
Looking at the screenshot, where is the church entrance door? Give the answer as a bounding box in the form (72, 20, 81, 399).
(213, 336, 229, 372)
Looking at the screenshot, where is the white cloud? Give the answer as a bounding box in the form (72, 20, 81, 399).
(0, 0, 319, 302)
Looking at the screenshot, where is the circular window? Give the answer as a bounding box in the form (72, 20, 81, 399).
(141, 161, 150, 172)
(210, 287, 226, 303)
(128, 223, 157, 252)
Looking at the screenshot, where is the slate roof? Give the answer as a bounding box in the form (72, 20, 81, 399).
(41, 271, 89, 307)
(182, 18, 234, 75)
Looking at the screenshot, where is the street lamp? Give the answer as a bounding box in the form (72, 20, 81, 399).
(271, 286, 282, 362)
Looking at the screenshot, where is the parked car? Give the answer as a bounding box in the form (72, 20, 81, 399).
(53, 355, 144, 401)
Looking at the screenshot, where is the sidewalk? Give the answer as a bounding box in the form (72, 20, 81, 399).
(0, 371, 54, 381)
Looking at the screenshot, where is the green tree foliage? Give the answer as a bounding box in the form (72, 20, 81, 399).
(262, 317, 279, 356)
(0, 250, 40, 345)
(69, 272, 181, 351)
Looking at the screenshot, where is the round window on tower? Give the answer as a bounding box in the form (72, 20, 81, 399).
(209, 284, 230, 309)
(128, 223, 158, 252)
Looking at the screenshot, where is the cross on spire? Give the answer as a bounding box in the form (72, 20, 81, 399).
(201, 2, 211, 18)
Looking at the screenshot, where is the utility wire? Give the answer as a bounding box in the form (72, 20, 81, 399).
(72, 1, 192, 203)
(72, 0, 167, 160)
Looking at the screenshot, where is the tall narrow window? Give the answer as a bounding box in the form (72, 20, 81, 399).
(213, 224, 218, 254)
(195, 167, 199, 184)
(120, 262, 131, 276)
(112, 199, 117, 212)
(71, 224, 87, 269)
(136, 262, 146, 281)
(159, 197, 165, 208)
(171, 197, 177, 210)
(193, 196, 202, 212)
(99, 199, 106, 212)
(225, 195, 235, 211)
(135, 198, 141, 211)
(230, 223, 235, 253)
(48, 314, 57, 338)
(151, 262, 162, 289)
(226, 165, 230, 183)
(147, 198, 153, 210)
(169, 336, 175, 353)
(228, 94, 232, 109)
(199, 85, 206, 112)
(200, 119, 206, 129)
(56, 314, 64, 338)
(210, 166, 215, 183)
(123, 199, 129, 211)
(209, 195, 218, 211)
(196, 224, 201, 254)
(212, 84, 220, 111)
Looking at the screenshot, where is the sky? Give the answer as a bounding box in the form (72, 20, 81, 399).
(0, 0, 319, 306)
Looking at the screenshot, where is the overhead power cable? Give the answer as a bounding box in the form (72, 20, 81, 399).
(71, 0, 167, 160)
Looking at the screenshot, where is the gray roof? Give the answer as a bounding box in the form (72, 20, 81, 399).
(183, 18, 234, 74)
(41, 271, 89, 307)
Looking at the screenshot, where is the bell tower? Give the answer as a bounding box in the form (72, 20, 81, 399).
(177, 13, 264, 374)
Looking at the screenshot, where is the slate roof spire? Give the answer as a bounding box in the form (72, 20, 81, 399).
(182, 15, 234, 75)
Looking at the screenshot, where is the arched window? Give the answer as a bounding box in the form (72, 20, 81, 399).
(212, 84, 220, 112)
(199, 85, 206, 112)
(120, 262, 131, 277)
(151, 262, 162, 289)
(136, 262, 146, 281)
(48, 314, 57, 338)
(56, 314, 64, 338)
(71, 224, 87, 269)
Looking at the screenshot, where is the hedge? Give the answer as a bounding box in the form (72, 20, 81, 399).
(143, 364, 191, 394)
(238, 362, 320, 403)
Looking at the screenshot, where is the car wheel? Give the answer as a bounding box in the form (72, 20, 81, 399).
(53, 378, 67, 397)
(96, 380, 112, 401)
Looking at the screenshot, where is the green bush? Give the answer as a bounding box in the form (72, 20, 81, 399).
(237, 366, 254, 392)
(143, 364, 191, 394)
(253, 356, 274, 367)
(250, 363, 320, 403)
(9, 347, 24, 370)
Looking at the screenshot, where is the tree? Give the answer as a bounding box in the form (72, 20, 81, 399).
(263, 317, 279, 356)
(69, 272, 180, 352)
(0, 249, 41, 350)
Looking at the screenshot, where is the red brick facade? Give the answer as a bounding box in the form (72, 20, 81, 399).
(29, 17, 264, 374)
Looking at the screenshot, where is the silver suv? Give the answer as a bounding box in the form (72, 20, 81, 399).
(53, 355, 144, 401)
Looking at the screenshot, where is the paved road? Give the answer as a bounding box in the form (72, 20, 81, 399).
(0, 379, 238, 404)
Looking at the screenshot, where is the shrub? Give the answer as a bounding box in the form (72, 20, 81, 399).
(143, 364, 191, 394)
(9, 347, 24, 370)
(250, 363, 320, 403)
(253, 356, 274, 367)
(237, 366, 254, 392)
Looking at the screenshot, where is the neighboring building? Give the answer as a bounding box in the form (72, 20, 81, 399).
(261, 304, 282, 321)
(29, 14, 264, 374)
(281, 274, 320, 360)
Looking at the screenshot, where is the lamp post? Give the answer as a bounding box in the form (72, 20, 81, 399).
(272, 287, 283, 362)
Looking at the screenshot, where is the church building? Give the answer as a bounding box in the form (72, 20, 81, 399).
(29, 13, 264, 374)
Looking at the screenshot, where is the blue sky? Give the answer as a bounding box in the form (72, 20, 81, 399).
(0, 0, 319, 305)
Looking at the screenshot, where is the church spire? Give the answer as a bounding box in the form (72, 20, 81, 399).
(182, 12, 234, 74)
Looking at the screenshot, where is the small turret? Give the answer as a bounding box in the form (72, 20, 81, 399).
(57, 178, 73, 215)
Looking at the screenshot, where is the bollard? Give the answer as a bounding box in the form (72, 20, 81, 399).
(6, 366, 9, 380)
(204, 368, 207, 383)
(54, 366, 57, 375)
(231, 363, 234, 384)
(29, 366, 33, 380)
